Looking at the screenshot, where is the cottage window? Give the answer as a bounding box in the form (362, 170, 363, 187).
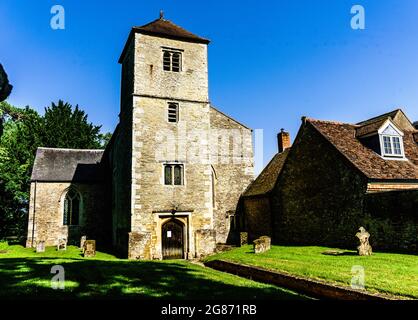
(168, 103, 179, 123)
(63, 189, 81, 226)
(379, 123, 405, 158)
(164, 164, 184, 185)
(162, 49, 182, 72)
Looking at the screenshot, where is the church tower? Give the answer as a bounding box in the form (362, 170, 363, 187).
(111, 14, 254, 259)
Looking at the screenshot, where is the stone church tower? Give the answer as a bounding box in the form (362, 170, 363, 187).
(111, 15, 254, 259)
(26, 15, 254, 260)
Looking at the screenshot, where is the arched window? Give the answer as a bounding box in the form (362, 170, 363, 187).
(63, 189, 81, 226)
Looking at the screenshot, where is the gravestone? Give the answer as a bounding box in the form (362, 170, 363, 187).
(57, 238, 67, 251)
(36, 241, 45, 253)
(253, 236, 271, 254)
(83, 240, 96, 257)
(80, 236, 87, 252)
(239, 232, 248, 246)
(356, 227, 372, 256)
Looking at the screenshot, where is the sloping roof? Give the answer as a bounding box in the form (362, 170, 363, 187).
(308, 119, 418, 181)
(134, 18, 210, 44)
(243, 149, 290, 197)
(119, 17, 210, 63)
(31, 148, 104, 182)
(356, 109, 402, 126)
(355, 118, 388, 137)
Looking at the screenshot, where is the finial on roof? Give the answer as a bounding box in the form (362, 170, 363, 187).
(159, 10, 164, 20)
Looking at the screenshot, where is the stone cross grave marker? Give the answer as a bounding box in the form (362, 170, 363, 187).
(356, 227, 372, 256)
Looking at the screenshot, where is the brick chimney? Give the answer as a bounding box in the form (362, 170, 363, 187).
(277, 129, 291, 153)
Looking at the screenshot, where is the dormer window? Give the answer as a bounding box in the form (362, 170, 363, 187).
(378, 122, 405, 159)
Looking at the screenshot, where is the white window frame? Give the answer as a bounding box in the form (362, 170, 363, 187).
(378, 120, 406, 159)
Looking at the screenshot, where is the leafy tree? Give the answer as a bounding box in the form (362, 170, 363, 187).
(0, 104, 42, 238)
(42, 100, 103, 149)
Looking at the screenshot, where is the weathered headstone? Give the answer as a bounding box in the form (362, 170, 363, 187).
(239, 232, 248, 246)
(57, 238, 67, 251)
(80, 236, 87, 252)
(356, 227, 372, 256)
(253, 236, 271, 254)
(36, 241, 45, 253)
(83, 240, 96, 257)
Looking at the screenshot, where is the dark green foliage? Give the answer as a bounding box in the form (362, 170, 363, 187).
(0, 100, 110, 239)
(42, 100, 103, 149)
(0, 64, 13, 102)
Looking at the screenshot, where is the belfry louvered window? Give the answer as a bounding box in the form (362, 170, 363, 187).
(63, 189, 81, 226)
(168, 103, 179, 123)
(162, 49, 182, 72)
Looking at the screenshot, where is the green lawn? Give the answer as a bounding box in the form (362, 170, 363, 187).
(0, 242, 309, 300)
(205, 245, 418, 299)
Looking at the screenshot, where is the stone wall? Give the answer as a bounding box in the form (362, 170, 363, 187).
(26, 182, 106, 248)
(210, 107, 254, 244)
(272, 122, 368, 248)
(242, 197, 272, 241)
(363, 190, 418, 253)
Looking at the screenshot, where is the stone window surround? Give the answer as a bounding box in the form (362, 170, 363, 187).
(155, 212, 192, 260)
(59, 187, 84, 227)
(162, 47, 183, 73)
(167, 102, 180, 123)
(162, 162, 186, 186)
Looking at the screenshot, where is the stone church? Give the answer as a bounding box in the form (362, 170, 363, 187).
(26, 15, 254, 259)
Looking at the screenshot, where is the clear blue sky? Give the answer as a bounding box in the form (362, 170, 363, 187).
(1, 0, 418, 170)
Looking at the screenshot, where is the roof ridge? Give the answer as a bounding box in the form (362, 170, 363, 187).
(356, 108, 402, 125)
(306, 118, 355, 126)
(37, 147, 104, 152)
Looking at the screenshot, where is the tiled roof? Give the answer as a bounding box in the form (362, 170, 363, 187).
(243, 149, 290, 197)
(119, 18, 210, 63)
(31, 148, 104, 182)
(356, 109, 402, 126)
(133, 18, 210, 44)
(308, 119, 418, 180)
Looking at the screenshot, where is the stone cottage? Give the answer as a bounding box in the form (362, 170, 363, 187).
(26, 15, 254, 259)
(241, 109, 418, 252)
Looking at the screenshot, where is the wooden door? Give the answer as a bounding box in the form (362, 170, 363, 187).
(162, 219, 184, 260)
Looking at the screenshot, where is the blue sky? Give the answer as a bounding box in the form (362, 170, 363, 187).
(1, 0, 418, 170)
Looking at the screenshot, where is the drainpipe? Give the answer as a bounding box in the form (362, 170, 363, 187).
(31, 181, 37, 247)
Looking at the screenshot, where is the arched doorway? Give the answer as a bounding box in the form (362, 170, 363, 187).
(162, 219, 184, 260)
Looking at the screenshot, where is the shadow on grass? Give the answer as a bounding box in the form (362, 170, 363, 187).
(0, 258, 308, 300)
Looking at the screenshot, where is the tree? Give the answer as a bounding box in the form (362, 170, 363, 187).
(0, 105, 42, 238)
(0, 64, 13, 102)
(42, 100, 103, 149)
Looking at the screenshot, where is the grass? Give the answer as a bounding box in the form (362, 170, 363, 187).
(205, 245, 418, 299)
(0, 242, 309, 300)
